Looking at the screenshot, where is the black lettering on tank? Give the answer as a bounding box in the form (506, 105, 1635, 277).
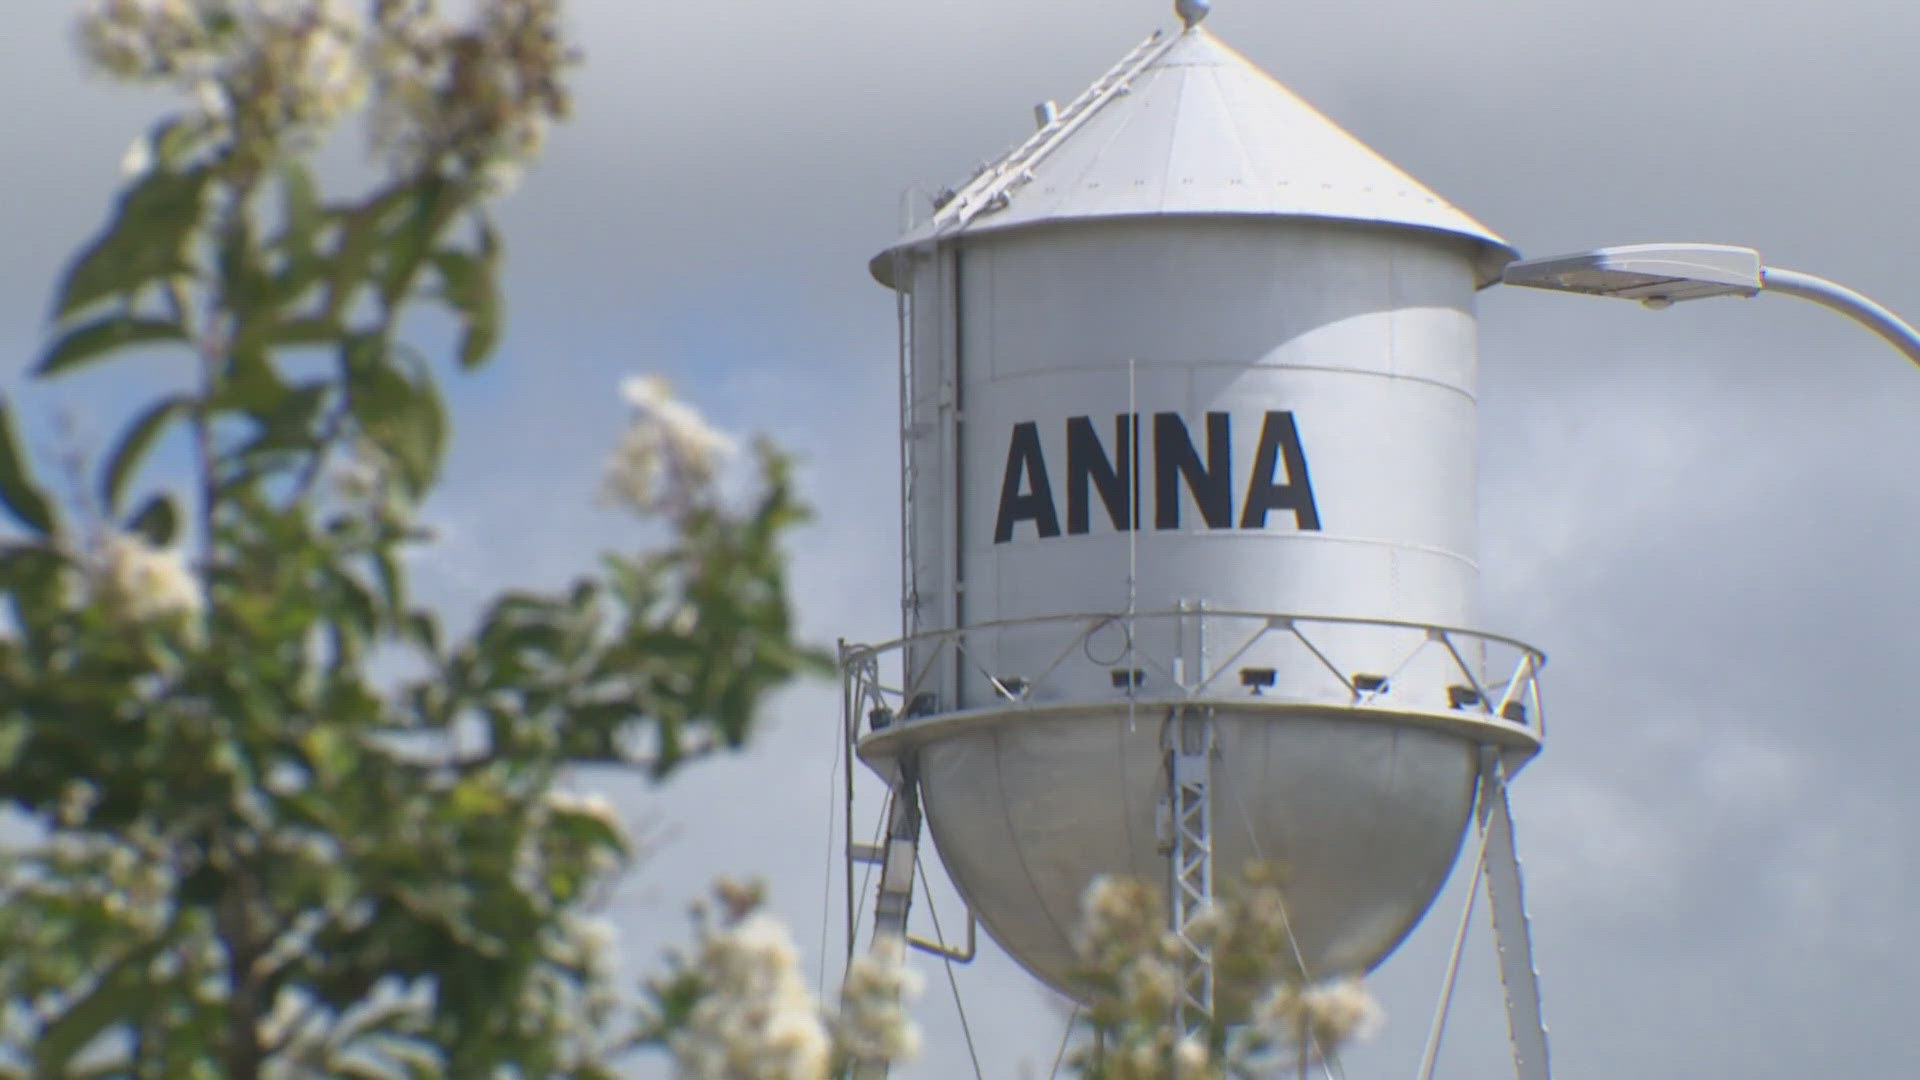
(993, 421, 1061, 542)
(1239, 411, 1321, 531)
(1154, 412, 1232, 530)
(1066, 414, 1137, 534)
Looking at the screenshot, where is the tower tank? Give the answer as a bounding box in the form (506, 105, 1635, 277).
(849, 20, 1546, 1007)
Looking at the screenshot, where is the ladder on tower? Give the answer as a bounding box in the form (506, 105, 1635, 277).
(927, 29, 1176, 236)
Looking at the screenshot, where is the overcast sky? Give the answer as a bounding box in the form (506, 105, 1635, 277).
(6, 1, 1920, 1077)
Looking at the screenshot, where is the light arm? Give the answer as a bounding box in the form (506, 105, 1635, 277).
(1759, 266, 1920, 369)
(1502, 243, 1920, 369)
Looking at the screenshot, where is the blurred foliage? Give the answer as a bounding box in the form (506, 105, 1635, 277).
(0, 3, 825, 1077)
(633, 881, 921, 1080)
(1064, 868, 1383, 1080)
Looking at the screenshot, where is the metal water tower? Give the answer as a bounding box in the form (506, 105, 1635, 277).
(841, 7, 1550, 1076)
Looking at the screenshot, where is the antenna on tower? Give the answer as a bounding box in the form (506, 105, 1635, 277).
(1176, 0, 1210, 29)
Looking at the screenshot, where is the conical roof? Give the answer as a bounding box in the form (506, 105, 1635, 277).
(872, 25, 1515, 287)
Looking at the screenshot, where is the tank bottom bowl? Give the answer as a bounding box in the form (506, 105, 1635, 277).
(893, 703, 1499, 1009)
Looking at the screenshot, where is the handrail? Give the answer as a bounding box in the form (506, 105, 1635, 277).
(843, 608, 1547, 668)
(844, 608, 1548, 739)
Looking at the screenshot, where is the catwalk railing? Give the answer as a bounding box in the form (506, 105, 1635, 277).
(842, 608, 1547, 738)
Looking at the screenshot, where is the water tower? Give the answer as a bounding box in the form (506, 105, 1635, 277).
(841, 7, 1550, 1076)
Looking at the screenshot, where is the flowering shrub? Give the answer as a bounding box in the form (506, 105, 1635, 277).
(640, 881, 922, 1080)
(93, 531, 206, 624)
(1067, 869, 1384, 1080)
(604, 375, 739, 519)
(80, 0, 567, 184)
(0, 4, 822, 1076)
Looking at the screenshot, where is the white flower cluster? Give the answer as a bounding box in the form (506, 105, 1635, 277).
(670, 912, 833, 1080)
(552, 912, 618, 979)
(1249, 975, 1384, 1062)
(56, 779, 101, 828)
(80, 0, 573, 180)
(539, 788, 629, 877)
(1107, 1035, 1214, 1080)
(603, 375, 738, 518)
(370, 0, 572, 189)
(542, 788, 624, 834)
(19, 829, 176, 938)
(1070, 871, 1381, 1078)
(666, 885, 922, 1079)
(535, 913, 623, 1060)
(1072, 877, 1220, 1077)
(835, 935, 924, 1064)
(96, 531, 205, 625)
(274, 2, 369, 131)
(79, 0, 219, 81)
(1078, 875, 1169, 973)
(1171, 1036, 1211, 1077)
(1118, 951, 1180, 1019)
(326, 437, 391, 511)
(79, 0, 369, 144)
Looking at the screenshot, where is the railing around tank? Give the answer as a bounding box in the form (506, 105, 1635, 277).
(842, 608, 1547, 741)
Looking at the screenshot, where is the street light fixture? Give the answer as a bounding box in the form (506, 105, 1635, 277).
(1501, 242, 1920, 368)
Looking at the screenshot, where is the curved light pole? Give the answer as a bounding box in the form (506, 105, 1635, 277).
(1501, 242, 1919, 1079)
(1501, 243, 1920, 367)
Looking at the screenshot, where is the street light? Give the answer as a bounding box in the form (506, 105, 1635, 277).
(1501, 243, 1920, 368)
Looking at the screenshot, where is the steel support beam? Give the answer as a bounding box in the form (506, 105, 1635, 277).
(849, 769, 923, 1080)
(1477, 747, 1550, 1080)
(1165, 706, 1216, 1030)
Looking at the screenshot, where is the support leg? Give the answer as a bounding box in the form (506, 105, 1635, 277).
(850, 771, 923, 1080)
(1477, 747, 1551, 1080)
(1165, 707, 1215, 1031)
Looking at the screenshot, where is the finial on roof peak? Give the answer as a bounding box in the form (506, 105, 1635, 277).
(1175, 0, 1210, 30)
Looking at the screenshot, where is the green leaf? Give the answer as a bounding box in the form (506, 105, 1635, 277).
(53, 165, 210, 319)
(323, 184, 415, 320)
(450, 774, 507, 818)
(326, 565, 379, 638)
(98, 394, 190, 513)
(379, 176, 460, 307)
(372, 546, 405, 621)
(221, 214, 283, 363)
(147, 112, 217, 171)
(0, 716, 26, 770)
(31, 941, 164, 1075)
(299, 725, 355, 783)
(35, 315, 188, 377)
(278, 160, 321, 259)
(545, 803, 630, 859)
(217, 346, 288, 415)
(217, 210, 267, 313)
(0, 403, 53, 537)
(274, 314, 343, 345)
(0, 543, 68, 613)
(232, 380, 330, 462)
(344, 337, 445, 495)
(405, 610, 440, 656)
(125, 492, 179, 546)
(433, 248, 502, 369)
